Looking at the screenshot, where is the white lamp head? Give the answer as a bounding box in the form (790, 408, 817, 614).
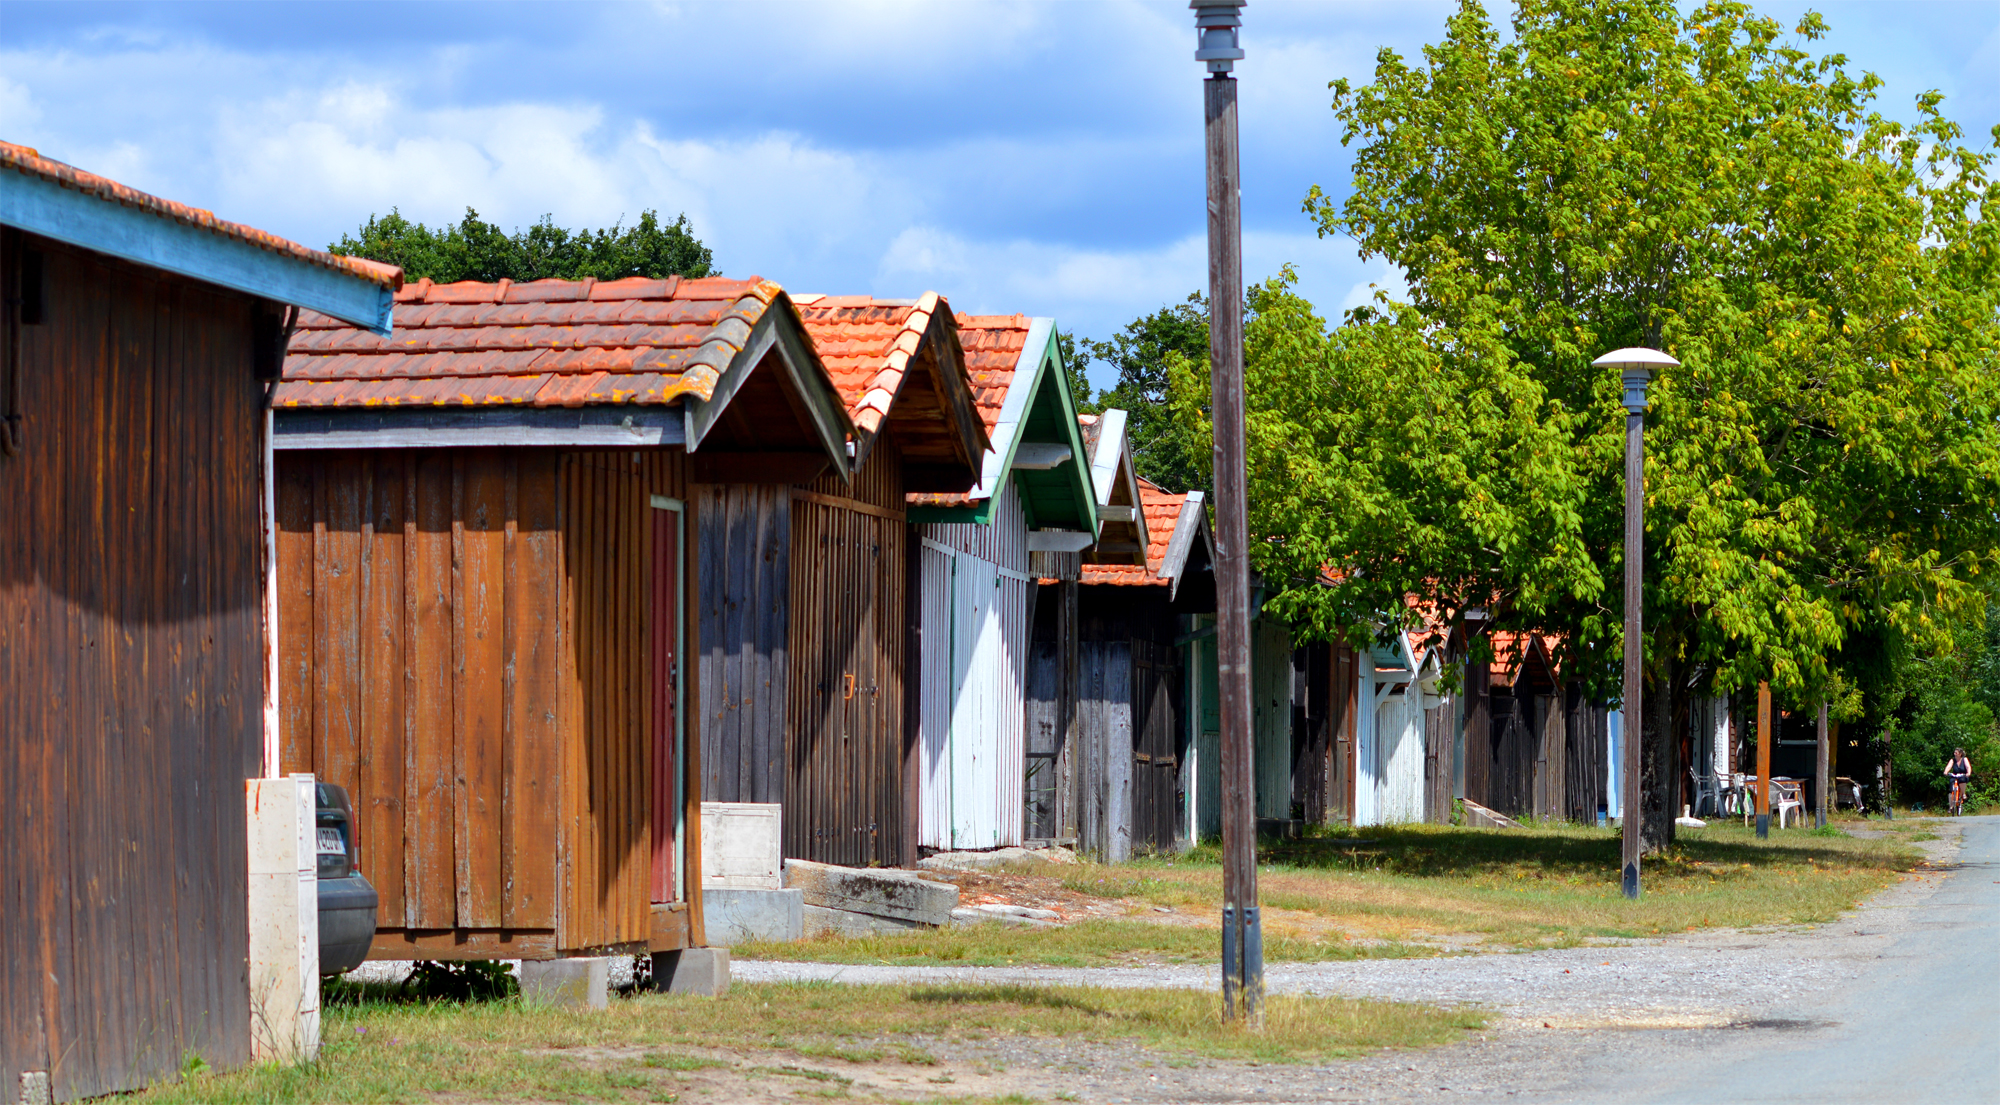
(1191, 0, 1245, 73)
(1592, 347, 1678, 414)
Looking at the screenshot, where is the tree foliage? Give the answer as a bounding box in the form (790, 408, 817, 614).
(1202, 0, 2000, 842)
(331, 207, 714, 284)
(1081, 293, 1214, 494)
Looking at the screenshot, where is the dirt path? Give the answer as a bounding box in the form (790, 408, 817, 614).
(731, 821, 1973, 1103)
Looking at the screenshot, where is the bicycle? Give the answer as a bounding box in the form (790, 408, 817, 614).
(1946, 775, 1969, 817)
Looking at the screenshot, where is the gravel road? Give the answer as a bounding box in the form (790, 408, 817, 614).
(734, 819, 1993, 1104)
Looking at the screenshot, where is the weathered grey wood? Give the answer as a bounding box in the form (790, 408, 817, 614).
(698, 484, 791, 806)
(1105, 643, 1133, 864)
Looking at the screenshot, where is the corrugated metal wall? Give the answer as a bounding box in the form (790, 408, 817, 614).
(786, 444, 908, 865)
(1, 235, 259, 1100)
(915, 485, 1030, 850)
(1370, 691, 1427, 824)
(278, 447, 680, 957)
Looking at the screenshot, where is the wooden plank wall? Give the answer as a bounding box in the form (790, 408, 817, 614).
(1130, 639, 1182, 851)
(695, 483, 789, 806)
(1075, 641, 1132, 862)
(278, 447, 681, 957)
(1329, 642, 1356, 824)
(561, 450, 683, 951)
(785, 441, 908, 865)
(1564, 688, 1608, 823)
(0, 235, 259, 1099)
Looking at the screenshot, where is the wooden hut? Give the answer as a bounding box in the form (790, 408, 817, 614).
(1350, 627, 1436, 825)
(783, 293, 987, 866)
(907, 316, 1097, 853)
(1, 142, 400, 1098)
(272, 275, 854, 961)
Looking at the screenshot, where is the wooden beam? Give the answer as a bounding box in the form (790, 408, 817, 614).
(274, 406, 687, 450)
(688, 452, 830, 484)
(1011, 442, 1074, 470)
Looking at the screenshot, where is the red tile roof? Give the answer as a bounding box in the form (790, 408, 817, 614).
(276, 275, 787, 408)
(0, 140, 402, 291)
(1080, 477, 1190, 586)
(794, 293, 940, 435)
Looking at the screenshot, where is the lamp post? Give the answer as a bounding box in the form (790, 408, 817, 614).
(1192, 0, 1260, 1023)
(1592, 347, 1677, 900)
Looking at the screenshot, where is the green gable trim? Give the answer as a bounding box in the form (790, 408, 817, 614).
(985, 317, 1097, 536)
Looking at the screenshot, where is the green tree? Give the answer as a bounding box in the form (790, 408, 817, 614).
(1212, 0, 2000, 850)
(1083, 293, 1213, 494)
(331, 207, 714, 283)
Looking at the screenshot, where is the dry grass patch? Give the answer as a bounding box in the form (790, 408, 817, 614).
(747, 820, 1924, 968)
(131, 980, 1480, 1103)
(735, 917, 1436, 968)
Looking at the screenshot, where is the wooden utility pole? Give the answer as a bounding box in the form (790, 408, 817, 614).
(1816, 701, 1829, 829)
(1193, 0, 1260, 1022)
(1757, 682, 1772, 839)
(1595, 348, 1672, 898)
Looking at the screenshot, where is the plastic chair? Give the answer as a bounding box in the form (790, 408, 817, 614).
(1771, 779, 1805, 828)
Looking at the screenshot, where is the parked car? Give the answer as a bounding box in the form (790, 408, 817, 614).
(316, 783, 378, 975)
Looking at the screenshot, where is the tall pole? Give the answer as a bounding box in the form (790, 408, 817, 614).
(1193, 0, 1260, 1023)
(1594, 348, 1674, 900)
(1620, 395, 1644, 898)
(1816, 701, 1829, 829)
(1757, 682, 1772, 839)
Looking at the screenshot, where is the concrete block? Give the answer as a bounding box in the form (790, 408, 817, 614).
(918, 846, 1076, 873)
(519, 958, 610, 1010)
(652, 947, 731, 996)
(701, 802, 783, 890)
(784, 859, 958, 924)
(245, 775, 319, 1063)
(702, 887, 803, 946)
(802, 904, 931, 938)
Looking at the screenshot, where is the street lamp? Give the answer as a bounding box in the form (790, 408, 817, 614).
(1191, 0, 1260, 1023)
(1592, 346, 1677, 900)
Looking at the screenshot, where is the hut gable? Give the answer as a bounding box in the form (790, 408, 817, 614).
(1080, 477, 1211, 600)
(1078, 410, 1148, 567)
(795, 292, 989, 492)
(907, 315, 1096, 537)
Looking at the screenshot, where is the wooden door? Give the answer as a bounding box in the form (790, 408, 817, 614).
(1131, 639, 1182, 850)
(651, 499, 685, 904)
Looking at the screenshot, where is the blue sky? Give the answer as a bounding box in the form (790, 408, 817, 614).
(3, 0, 1995, 391)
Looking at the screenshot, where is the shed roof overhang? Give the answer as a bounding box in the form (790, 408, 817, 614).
(0, 148, 399, 335)
(273, 292, 853, 481)
(906, 317, 1097, 534)
(1079, 409, 1149, 567)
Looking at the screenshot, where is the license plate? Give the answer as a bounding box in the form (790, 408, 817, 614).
(317, 828, 346, 856)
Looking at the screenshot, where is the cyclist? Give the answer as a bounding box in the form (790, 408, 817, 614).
(1944, 747, 1973, 816)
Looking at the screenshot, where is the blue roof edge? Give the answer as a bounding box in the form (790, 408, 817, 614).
(0, 169, 395, 335)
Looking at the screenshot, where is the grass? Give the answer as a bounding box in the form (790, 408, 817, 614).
(130, 980, 1482, 1103)
(743, 817, 1925, 967)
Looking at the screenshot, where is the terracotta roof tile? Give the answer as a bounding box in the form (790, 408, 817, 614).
(276, 275, 782, 408)
(1081, 477, 1190, 586)
(795, 293, 943, 435)
(0, 140, 401, 291)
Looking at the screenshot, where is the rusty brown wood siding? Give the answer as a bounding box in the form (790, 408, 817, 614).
(1, 234, 261, 1100)
(276, 447, 685, 957)
(786, 441, 908, 865)
(558, 450, 681, 952)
